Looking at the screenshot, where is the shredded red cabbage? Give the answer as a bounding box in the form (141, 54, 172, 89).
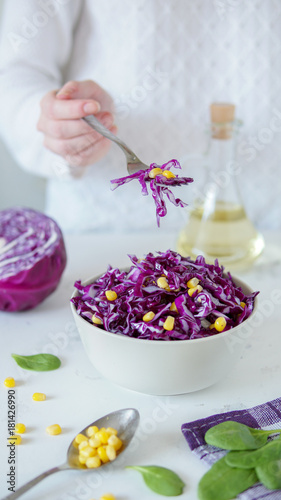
(110, 159, 193, 226)
(71, 250, 258, 341)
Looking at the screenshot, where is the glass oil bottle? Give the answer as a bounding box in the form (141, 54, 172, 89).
(177, 103, 264, 270)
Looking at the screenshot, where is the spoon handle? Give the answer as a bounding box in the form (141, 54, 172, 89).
(1, 465, 65, 500)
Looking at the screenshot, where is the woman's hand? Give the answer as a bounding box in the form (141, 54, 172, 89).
(37, 80, 116, 167)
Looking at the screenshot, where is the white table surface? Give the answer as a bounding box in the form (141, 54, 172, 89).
(0, 230, 281, 500)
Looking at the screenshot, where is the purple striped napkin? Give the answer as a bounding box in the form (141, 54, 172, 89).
(181, 397, 281, 499)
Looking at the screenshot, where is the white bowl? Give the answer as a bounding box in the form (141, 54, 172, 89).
(70, 275, 257, 395)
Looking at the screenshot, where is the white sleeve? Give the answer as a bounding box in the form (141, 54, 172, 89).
(0, 0, 83, 179)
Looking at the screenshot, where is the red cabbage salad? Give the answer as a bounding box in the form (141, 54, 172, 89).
(71, 250, 258, 341)
(110, 159, 193, 226)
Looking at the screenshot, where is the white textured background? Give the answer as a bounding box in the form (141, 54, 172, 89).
(0, 0, 280, 230)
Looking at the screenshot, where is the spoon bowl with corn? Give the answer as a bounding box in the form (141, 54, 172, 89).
(2, 408, 140, 500)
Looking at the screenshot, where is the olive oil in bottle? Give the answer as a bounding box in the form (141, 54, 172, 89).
(177, 103, 264, 270)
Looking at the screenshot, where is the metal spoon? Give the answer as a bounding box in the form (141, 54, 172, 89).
(2, 408, 140, 500)
(82, 114, 149, 175)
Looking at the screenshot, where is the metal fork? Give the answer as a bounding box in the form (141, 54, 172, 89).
(82, 115, 149, 175)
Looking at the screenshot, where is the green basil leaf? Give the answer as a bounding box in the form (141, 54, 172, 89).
(226, 438, 281, 469)
(205, 421, 281, 451)
(256, 458, 281, 490)
(126, 465, 185, 496)
(198, 456, 258, 500)
(11, 353, 61, 371)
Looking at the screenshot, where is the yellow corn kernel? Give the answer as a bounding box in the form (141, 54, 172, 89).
(106, 427, 118, 436)
(4, 377, 15, 388)
(157, 276, 169, 289)
(100, 493, 116, 500)
(209, 323, 215, 330)
(163, 316, 175, 331)
(89, 435, 101, 448)
(105, 290, 117, 301)
(32, 392, 46, 401)
(15, 423, 26, 434)
(86, 425, 99, 437)
(188, 285, 203, 297)
(97, 446, 109, 463)
(148, 167, 163, 178)
(75, 433, 87, 444)
(108, 434, 123, 451)
(240, 301, 246, 308)
(46, 424, 62, 436)
(80, 446, 97, 458)
(92, 315, 103, 325)
(8, 435, 21, 445)
(162, 170, 176, 179)
(214, 317, 227, 332)
(78, 455, 87, 465)
(86, 456, 101, 468)
(78, 440, 89, 451)
(143, 311, 155, 322)
(187, 277, 199, 288)
(96, 429, 110, 444)
(170, 301, 178, 313)
(106, 445, 116, 461)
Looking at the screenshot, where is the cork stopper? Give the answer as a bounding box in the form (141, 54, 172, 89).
(210, 103, 235, 139)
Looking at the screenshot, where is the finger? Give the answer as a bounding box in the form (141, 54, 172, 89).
(43, 130, 103, 158)
(56, 80, 114, 112)
(38, 112, 114, 140)
(41, 90, 101, 120)
(67, 136, 112, 167)
(73, 125, 117, 161)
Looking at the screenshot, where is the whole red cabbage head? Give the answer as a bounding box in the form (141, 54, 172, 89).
(0, 207, 67, 312)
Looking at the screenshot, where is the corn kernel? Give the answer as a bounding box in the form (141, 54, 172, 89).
(97, 445, 109, 463)
(106, 427, 118, 436)
(89, 435, 101, 448)
(96, 430, 110, 444)
(46, 424, 62, 436)
(148, 167, 163, 178)
(214, 317, 227, 332)
(209, 323, 215, 330)
(240, 301, 246, 308)
(157, 276, 169, 289)
(86, 456, 101, 468)
(163, 316, 175, 331)
(32, 392, 46, 401)
(100, 493, 116, 500)
(8, 435, 21, 445)
(92, 315, 103, 325)
(170, 301, 178, 313)
(143, 311, 155, 322)
(106, 445, 116, 461)
(187, 277, 199, 288)
(162, 170, 176, 179)
(75, 433, 87, 444)
(78, 455, 87, 465)
(188, 285, 203, 297)
(105, 290, 117, 301)
(78, 440, 89, 451)
(86, 425, 99, 437)
(15, 423, 26, 434)
(80, 446, 97, 458)
(4, 377, 15, 388)
(108, 434, 122, 451)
